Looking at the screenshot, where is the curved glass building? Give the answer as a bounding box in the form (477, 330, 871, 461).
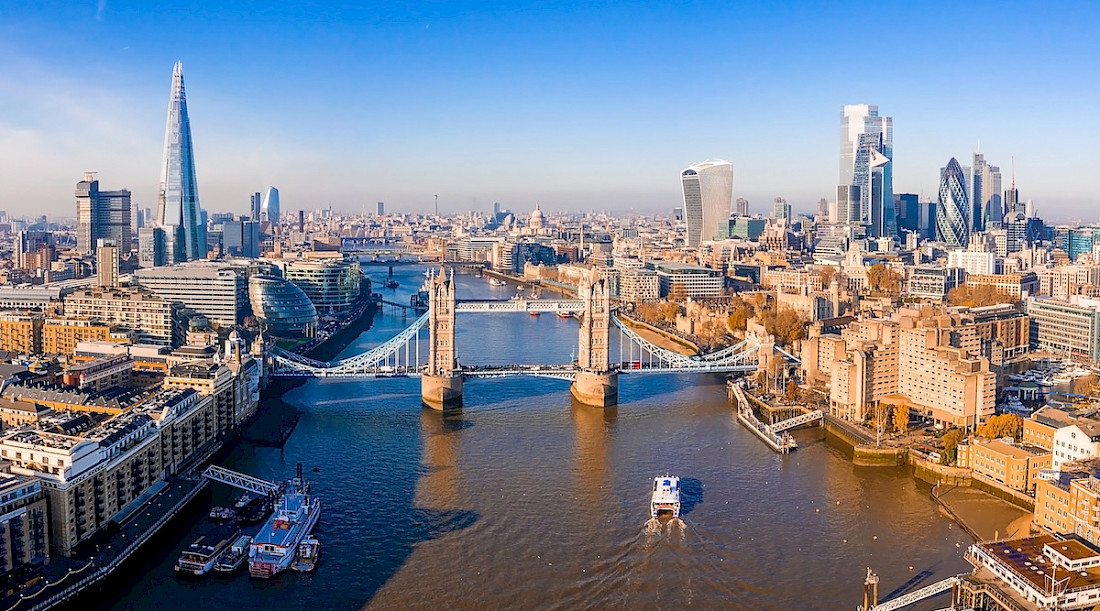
(248, 275, 318, 336)
(680, 160, 733, 247)
(936, 158, 970, 247)
(284, 259, 362, 315)
(261, 186, 279, 225)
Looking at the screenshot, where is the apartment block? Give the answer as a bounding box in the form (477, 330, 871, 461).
(0, 312, 43, 355)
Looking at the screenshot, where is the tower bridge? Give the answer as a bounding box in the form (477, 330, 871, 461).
(271, 268, 778, 411)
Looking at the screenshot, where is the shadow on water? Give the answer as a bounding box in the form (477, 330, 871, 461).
(880, 564, 939, 600)
(679, 477, 704, 515)
(618, 372, 730, 404)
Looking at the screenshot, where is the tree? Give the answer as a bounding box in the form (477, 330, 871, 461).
(818, 265, 839, 289)
(786, 379, 799, 400)
(976, 414, 1023, 440)
(869, 402, 893, 446)
(866, 263, 902, 296)
(947, 284, 1016, 307)
(763, 307, 807, 347)
(696, 319, 728, 349)
(892, 403, 909, 434)
(942, 428, 964, 465)
(727, 297, 751, 332)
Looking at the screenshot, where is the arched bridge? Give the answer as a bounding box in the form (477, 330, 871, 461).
(271, 269, 785, 410)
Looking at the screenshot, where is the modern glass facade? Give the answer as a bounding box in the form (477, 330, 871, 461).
(840, 105, 893, 237)
(156, 62, 204, 263)
(680, 160, 733, 247)
(284, 260, 362, 315)
(936, 158, 970, 247)
(248, 275, 318, 337)
(261, 186, 280, 225)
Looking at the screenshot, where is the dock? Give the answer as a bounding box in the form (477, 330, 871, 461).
(729, 381, 823, 454)
(730, 382, 797, 453)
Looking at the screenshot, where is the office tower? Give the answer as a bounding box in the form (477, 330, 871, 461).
(1005, 186, 1021, 216)
(377, 201, 385, 216)
(75, 172, 132, 254)
(680, 159, 733, 246)
(816, 198, 829, 218)
(138, 226, 167, 268)
(771, 197, 791, 223)
(972, 153, 1002, 231)
(261, 186, 280, 225)
(673, 208, 683, 221)
(936, 158, 970, 247)
(156, 62, 203, 263)
(297, 210, 305, 233)
(894, 193, 917, 232)
(839, 105, 893, 236)
(250, 192, 262, 221)
(835, 185, 862, 224)
(96, 239, 120, 288)
(735, 198, 750, 217)
(221, 218, 260, 258)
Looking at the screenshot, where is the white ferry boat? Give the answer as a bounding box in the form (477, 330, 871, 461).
(249, 467, 321, 579)
(650, 475, 681, 518)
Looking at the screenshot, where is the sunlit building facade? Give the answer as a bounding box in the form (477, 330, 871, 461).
(840, 104, 893, 236)
(680, 160, 733, 247)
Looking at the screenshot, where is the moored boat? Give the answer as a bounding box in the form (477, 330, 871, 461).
(489, 278, 507, 286)
(209, 506, 235, 521)
(214, 535, 252, 575)
(291, 537, 321, 572)
(529, 311, 541, 317)
(556, 311, 573, 318)
(249, 466, 321, 579)
(176, 523, 241, 577)
(650, 475, 681, 518)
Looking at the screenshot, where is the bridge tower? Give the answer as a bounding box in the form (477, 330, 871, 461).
(422, 268, 463, 411)
(572, 268, 618, 407)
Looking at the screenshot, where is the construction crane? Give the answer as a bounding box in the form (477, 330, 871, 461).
(201, 464, 282, 497)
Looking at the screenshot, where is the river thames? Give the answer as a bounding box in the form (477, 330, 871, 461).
(105, 264, 972, 610)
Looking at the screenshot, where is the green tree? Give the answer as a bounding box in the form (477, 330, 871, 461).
(942, 428, 964, 465)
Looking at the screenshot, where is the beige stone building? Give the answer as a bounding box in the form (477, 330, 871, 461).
(62, 287, 178, 346)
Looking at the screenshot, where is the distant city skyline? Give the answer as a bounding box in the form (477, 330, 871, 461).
(1, 2, 1098, 220)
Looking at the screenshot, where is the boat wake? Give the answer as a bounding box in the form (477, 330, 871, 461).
(643, 517, 686, 538)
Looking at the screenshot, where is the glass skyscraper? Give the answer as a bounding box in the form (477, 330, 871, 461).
(972, 152, 1002, 231)
(680, 160, 733, 247)
(156, 62, 204, 262)
(840, 105, 894, 237)
(936, 158, 970, 247)
(261, 186, 280, 225)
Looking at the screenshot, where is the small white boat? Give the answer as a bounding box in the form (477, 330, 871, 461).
(291, 537, 321, 572)
(650, 476, 681, 518)
(489, 278, 507, 286)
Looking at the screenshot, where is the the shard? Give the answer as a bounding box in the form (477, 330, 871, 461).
(156, 61, 204, 262)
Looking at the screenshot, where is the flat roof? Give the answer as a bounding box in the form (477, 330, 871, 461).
(976, 534, 1100, 594)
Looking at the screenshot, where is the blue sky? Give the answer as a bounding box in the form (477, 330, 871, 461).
(2, 1, 1098, 220)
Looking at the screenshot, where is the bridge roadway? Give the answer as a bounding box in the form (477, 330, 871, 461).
(454, 298, 584, 313)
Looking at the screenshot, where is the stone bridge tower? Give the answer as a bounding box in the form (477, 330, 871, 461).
(572, 268, 618, 407)
(422, 268, 463, 411)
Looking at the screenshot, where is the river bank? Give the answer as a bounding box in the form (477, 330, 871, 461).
(244, 302, 378, 447)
